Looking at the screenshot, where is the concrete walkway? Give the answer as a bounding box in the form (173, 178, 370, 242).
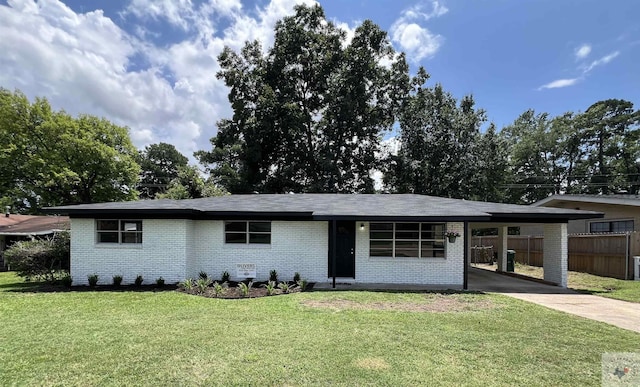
(469, 267, 640, 334)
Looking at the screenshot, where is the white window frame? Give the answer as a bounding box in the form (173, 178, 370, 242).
(224, 221, 271, 245)
(96, 220, 143, 244)
(369, 222, 446, 259)
(588, 219, 634, 233)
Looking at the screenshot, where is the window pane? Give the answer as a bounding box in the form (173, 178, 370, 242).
(396, 231, 419, 240)
(422, 224, 444, 239)
(612, 221, 634, 232)
(422, 248, 445, 258)
(370, 231, 393, 239)
(249, 222, 271, 232)
(97, 220, 118, 231)
(395, 248, 419, 258)
(225, 222, 246, 232)
(122, 221, 142, 231)
(122, 232, 142, 244)
(395, 241, 419, 257)
(370, 248, 393, 257)
(370, 223, 393, 231)
(249, 233, 271, 244)
(590, 222, 609, 233)
(225, 233, 246, 243)
(396, 223, 419, 231)
(97, 232, 118, 243)
(370, 240, 393, 249)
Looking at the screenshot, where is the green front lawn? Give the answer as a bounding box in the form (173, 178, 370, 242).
(0, 272, 638, 386)
(514, 263, 640, 303)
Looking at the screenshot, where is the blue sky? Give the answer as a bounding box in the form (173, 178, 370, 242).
(1, 0, 638, 161)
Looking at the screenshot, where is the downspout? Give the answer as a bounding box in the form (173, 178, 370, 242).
(463, 221, 469, 290)
(332, 219, 337, 289)
(625, 232, 630, 280)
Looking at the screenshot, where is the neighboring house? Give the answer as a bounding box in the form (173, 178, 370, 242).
(0, 213, 70, 270)
(45, 194, 599, 289)
(520, 194, 640, 235)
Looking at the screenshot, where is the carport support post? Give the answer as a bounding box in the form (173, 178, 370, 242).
(332, 219, 337, 289)
(496, 226, 508, 272)
(463, 221, 469, 290)
(543, 223, 568, 287)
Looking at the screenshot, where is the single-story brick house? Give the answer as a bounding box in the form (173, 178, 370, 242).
(45, 194, 600, 289)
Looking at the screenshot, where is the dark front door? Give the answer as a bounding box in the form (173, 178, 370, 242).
(328, 221, 356, 278)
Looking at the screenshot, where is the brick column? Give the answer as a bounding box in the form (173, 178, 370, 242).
(496, 226, 508, 271)
(543, 223, 568, 287)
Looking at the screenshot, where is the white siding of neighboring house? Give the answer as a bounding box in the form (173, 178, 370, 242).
(70, 219, 465, 286)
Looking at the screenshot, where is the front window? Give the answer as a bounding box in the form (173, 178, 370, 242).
(589, 220, 634, 233)
(225, 221, 271, 244)
(97, 220, 142, 244)
(370, 223, 445, 258)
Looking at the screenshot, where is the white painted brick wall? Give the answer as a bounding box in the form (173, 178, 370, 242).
(70, 219, 465, 286)
(543, 223, 568, 287)
(70, 218, 188, 285)
(190, 221, 328, 283)
(355, 222, 464, 286)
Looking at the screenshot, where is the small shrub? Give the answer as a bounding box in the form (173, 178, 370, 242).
(198, 271, 208, 280)
(4, 231, 70, 283)
(156, 277, 165, 287)
(296, 279, 308, 292)
(180, 278, 194, 291)
(269, 269, 278, 282)
(196, 277, 211, 293)
(112, 275, 123, 286)
(88, 273, 99, 288)
(60, 273, 72, 288)
(278, 281, 290, 294)
(134, 275, 143, 287)
(264, 280, 277, 296)
(238, 281, 253, 297)
(293, 272, 301, 283)
(221, 271, 230, 282)
(213, 281, 227, 297)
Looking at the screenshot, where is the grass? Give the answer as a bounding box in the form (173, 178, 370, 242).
(0, 271, 638, 386)
(513, 263, 640, 303)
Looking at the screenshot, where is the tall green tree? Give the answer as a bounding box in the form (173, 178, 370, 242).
(0, 88, 140, 212)
(137, 142, 189, 199)
(384, 72, 501, 200)
(156, 165, 228, 200)
(196, 4, 411, 193)
(573, 99, 640, 194)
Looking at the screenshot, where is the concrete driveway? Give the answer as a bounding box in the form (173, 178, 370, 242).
(469, 267, 640, 334)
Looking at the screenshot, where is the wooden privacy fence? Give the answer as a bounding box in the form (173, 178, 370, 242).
(471, 232, 640, 280)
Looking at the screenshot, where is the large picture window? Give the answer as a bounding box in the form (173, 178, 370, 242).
(370, 223, 445, 258)
(225, 221, 271, 244)
(589, 220, 634, 233)
(96, 220, 143, 244)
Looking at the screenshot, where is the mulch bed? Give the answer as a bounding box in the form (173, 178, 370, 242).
(177, 281, 315, 299)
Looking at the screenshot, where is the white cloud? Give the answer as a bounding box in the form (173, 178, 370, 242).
(582, 51, 620, 73)
(537, 78, 581, 90)
(575, 43, 591, 59)
(390, 1, 447, 62)
(0, 0, 315, 162)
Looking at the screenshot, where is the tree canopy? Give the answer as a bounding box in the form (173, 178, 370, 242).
(0, 88, 140, 212)
(137, 142, 189, 199)
(196, 4, 412, 193)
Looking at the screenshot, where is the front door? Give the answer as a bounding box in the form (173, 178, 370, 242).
(328, 221, 356, 278)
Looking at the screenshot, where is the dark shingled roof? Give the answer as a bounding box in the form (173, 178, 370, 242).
(534, 194, 640, 208)
(44, 194, 601, 223)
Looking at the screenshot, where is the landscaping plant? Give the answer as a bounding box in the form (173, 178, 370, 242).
(238, 281, 253, 297)
(264, 281, 277, 296)
(112, 275, 123, 287)
(198, 271, 208, 280)
(293, 272, 301, 283)
(87, 274, 99, 288)
(269, 270, 278, 282)
(180, 278, 194, 291)
(156, 277, 165, 287)
(221, 271, 230, 282)
(212, 281, 226, 298)
(196, 278, 211, 294)
(134, 275, 143, 287)
(277, 281, 290, 294)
